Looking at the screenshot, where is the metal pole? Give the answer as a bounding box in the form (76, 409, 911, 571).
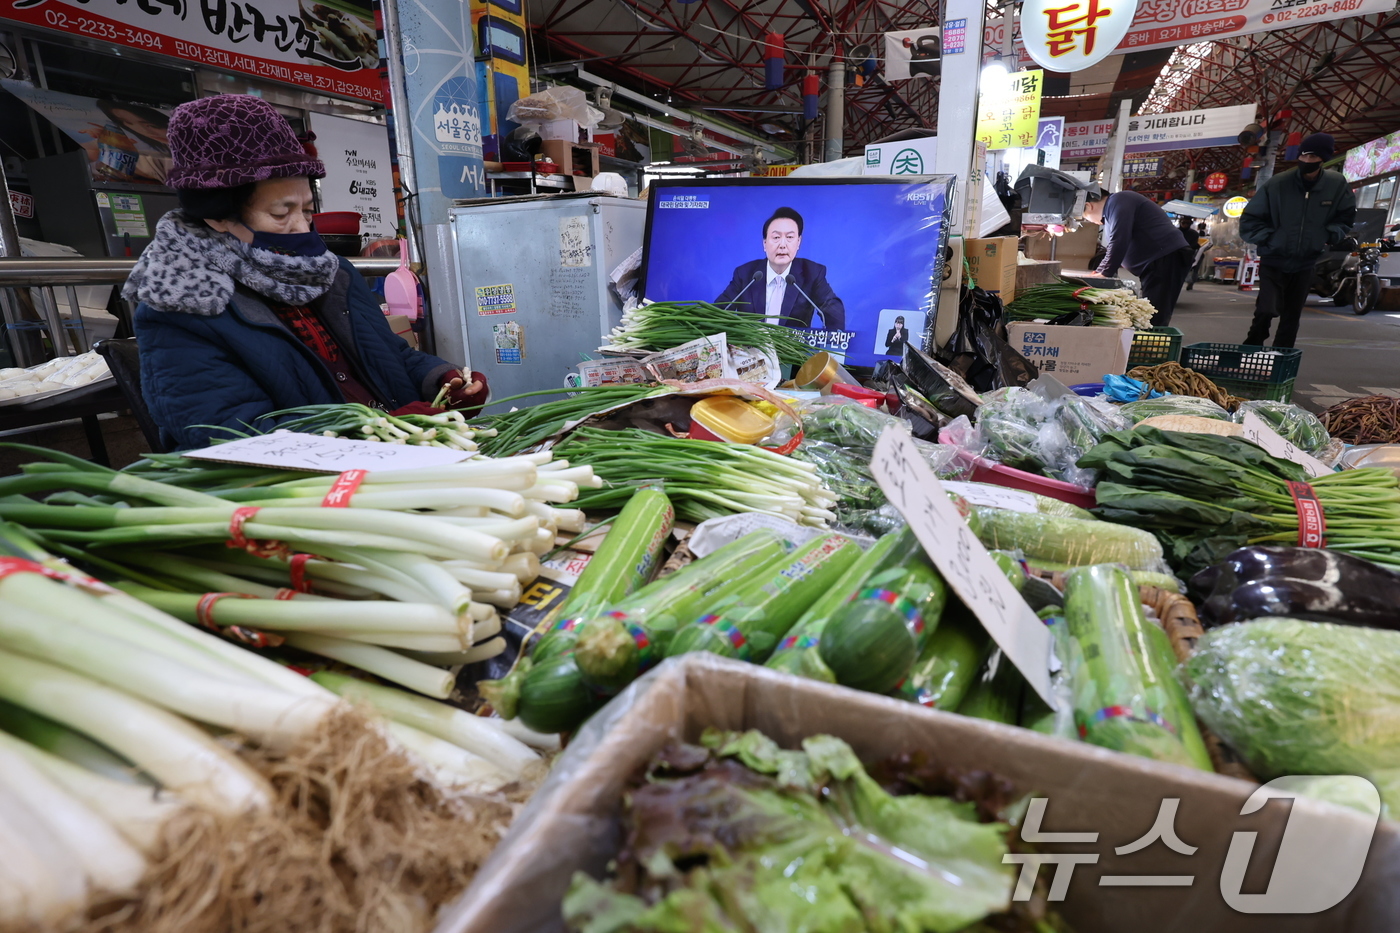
(0, 158, 21, 259)
(379, 0, 422, 265)
(824, 57, 845, 163)
(1106, 98, 1133, 194)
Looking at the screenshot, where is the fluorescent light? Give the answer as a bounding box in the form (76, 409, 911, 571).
(982, 57, 1009, 82)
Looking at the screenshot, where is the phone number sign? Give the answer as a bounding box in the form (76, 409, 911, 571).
(1, 0, 382, 103)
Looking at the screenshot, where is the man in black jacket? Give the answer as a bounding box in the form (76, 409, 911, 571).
(714, 207, 846, 330)
(1083, 187, 1194, 326)
(1239, 133, 1357, 348)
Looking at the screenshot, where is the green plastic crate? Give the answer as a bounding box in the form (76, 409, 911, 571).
(1215, 376, 1296, 404)
(1180, 343, 1302, 384)
(1127, 327, 1183, 369)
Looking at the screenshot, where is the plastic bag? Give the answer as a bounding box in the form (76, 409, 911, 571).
(1233, 400, 1330, 455)
(1103, 374, 1162, 403)
(901, 345, 982, 420)
(939, 287, 1038, 392)
(1120, 395, 1231, 423)
(505, 86, 604, 129)
(974, 386, 1110, 486)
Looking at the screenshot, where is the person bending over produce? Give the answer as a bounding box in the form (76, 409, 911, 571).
(124, 94, 487, 451)
(1082, 187, 1194, 327)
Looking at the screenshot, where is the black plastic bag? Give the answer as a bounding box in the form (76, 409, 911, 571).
(939, 286, 1037, 392)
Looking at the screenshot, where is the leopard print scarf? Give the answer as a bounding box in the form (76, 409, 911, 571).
(122, 210, 341, 315)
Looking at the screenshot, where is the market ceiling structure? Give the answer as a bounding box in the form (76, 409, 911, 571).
(529, 0, 1400, 173)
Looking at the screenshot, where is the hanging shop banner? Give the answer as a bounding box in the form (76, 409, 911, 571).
(1062, 118, 1117, 160)
(1020, 0, 1136, 72)
(883, 27, 943, 81)
(1223, 196, 1249, 217)
(307, 113, 396, 241)
(1125, 103, 1256, 153)
(1118, 0, 1392, 54)
(975, 69, 1043, 151)
(1344, 129, 1400, 183)
(1, 79, 172, 185)
(1123, 156, 1165, 178)
(0, 0, 381, 102)
(999, 116, 1065, 179)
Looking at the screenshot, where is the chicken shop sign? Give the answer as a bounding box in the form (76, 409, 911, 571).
(0, 0, 382, 102)
(1021, 0, 1138, 72)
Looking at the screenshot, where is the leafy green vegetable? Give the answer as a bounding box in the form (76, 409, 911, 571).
(1234, 400, 1331, 455)
(1120, 395, 1230, 423)
(1187, 617, 1400, 811)
(562, 729, 1015, 933)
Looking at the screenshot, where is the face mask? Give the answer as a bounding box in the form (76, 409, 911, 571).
(1298, 161, 1323, 177)
(247, 228, 328, 258)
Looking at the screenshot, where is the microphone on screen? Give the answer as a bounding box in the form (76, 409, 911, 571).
(721, 270, 766, 311)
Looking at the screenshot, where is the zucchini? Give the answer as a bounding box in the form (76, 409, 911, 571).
(665, 533, 862, 662)
(957, 652, 1024, 724)
(893, 605, 988, 710)
(818, 527, 948, 694)
(765, 532, 905, 680)
(572, 531, 796, 692)
(514, 653, 603, 735)
(973, 507, 1165, 570)
(1062, 564, 1211, 770)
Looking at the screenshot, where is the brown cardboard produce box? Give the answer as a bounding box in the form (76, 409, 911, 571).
(384, 314, 419, 350)
(1007, 321, 1134, 381)
(436, 655, 1400, 933)
(965, 236, 1020, 302)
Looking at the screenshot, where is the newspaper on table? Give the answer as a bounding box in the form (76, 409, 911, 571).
(641, 333, 728, 382)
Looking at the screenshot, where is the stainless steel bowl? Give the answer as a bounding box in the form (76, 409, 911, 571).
(1339, 444, 1400, 476)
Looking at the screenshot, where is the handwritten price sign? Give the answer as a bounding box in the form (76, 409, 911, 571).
(1240, 412, 1332, 478)
(871, 427, 1058, 707)
(186, 431, 473, 473)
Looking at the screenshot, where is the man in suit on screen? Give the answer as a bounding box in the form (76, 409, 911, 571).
(714, 207, 846, 330)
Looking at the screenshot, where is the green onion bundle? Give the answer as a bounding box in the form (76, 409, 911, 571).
(209, 403, 488, 450)
(1006, 283, 1155, 328)
(555, 426, 837, 525)
(605, 300, 819, 365)
(470, 384, 674, 458)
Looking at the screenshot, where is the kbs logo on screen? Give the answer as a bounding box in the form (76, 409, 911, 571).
(1011, 776, 1382, 913)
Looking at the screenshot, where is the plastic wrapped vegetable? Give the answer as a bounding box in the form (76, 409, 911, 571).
(1120, 395, 1232, 423)
(766, 532, 906, 682)
(893, 606, 989, 710)
(1186, 618, 1400, 810)
(1063, 564, 1211, 770)
(818, 527, 949, 694)
(665, 533, 861, 662)
(1190, 545, 1400, 628)
(570, 531, 798, 692)
(1020, 616, 1079, 740)
(957, 652, 1024, 724)
(973, 507, 1166, 571)
(1057, 393, 1128, 452)
(1234, 400, 1330, 455)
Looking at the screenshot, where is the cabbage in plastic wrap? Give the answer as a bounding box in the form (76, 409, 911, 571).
(1186, 617, 1400, 812)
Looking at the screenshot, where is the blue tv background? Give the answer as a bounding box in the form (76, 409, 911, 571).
(641, 179, 951, 369)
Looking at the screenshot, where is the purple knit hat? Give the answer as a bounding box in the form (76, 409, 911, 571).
(166, 95, 325, 190)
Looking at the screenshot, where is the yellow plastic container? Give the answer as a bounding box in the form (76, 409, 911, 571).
(689, 396, 774, 445)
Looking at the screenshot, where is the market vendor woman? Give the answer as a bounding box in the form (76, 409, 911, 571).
(125, 95, 486, 451)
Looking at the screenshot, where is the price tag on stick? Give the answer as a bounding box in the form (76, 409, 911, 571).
(1240, 412, 1332, 478)
(871, 427, 1058, 707)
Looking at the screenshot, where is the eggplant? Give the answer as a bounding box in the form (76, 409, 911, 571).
(1190, 546, 1400, 629)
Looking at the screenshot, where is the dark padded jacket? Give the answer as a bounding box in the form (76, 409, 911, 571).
(134, 258, 454, 451)
(1240, 168, 1357, 273)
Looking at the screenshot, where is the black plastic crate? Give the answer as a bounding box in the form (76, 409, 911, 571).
(1180, 343, 1302, 384)
(1127, 327, 1183, 369)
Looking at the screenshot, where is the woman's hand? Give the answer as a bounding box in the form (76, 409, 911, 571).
(438, 370, 489, 412)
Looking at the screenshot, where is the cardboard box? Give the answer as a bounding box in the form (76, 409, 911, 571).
(538, 118, 579, 142)
(384, 313, 418, 350)
(1017, 257, 1063, 292)
(539, 139, 601, 177)
(437, 654, 1400, 933)
(965, 235, 1020, 301)
(1007, 322, 1134, 381)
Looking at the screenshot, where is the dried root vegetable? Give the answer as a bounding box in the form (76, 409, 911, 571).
(1127, 361, 1244, 412)
(1321, 395, 1400, 444)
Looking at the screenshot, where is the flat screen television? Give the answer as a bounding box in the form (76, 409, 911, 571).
(639, 175, 955, 369)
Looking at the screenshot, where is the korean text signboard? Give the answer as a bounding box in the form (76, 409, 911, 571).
(1125, 103, 1256, 154)
(976, 69, 1043, 151)
(308, 112, 396, 241)
(1119, 0, 1391, 53)
(1062, 119, 1116, 160)
(1021, 0, 1135, 72)
(0, 0, 382, 102)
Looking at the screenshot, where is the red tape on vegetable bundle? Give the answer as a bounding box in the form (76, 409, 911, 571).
(289, 553, 314, 594)
(226, 506, 288, 559)
(1287, 481, 1327, 548)
(0, 556, 115, 595)
(321, 469, 368, 507)
(194, 592, 284, 648)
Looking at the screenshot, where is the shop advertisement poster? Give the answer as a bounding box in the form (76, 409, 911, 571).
(1118, 0, 1391, 54)
(1, 79, 171, 185)
(883, 27, 943, 81)
(1344, 129, 1400, 182)
(1124, 103, 1257, 153)
(1062, 118, 1117, 160)
(475, 284, 517, 316)
(976, 69, 1043, 151)
(307, 112, 395, 241)
(1123, 156, 1165, 178)
(7, 190, 33, 219)
(493, 321, 524, 364)
(0, 0, 381, 102)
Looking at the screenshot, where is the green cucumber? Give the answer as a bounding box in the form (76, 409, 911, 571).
(572, 531, 797, 692)
(514, 653, 603, 735)
(957, 653, 1024, 724)
(893, 605, 989, 709)
(765, 532, 906, 680)
(665, 533, 862, 662)
(818, 527, 949, 694)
